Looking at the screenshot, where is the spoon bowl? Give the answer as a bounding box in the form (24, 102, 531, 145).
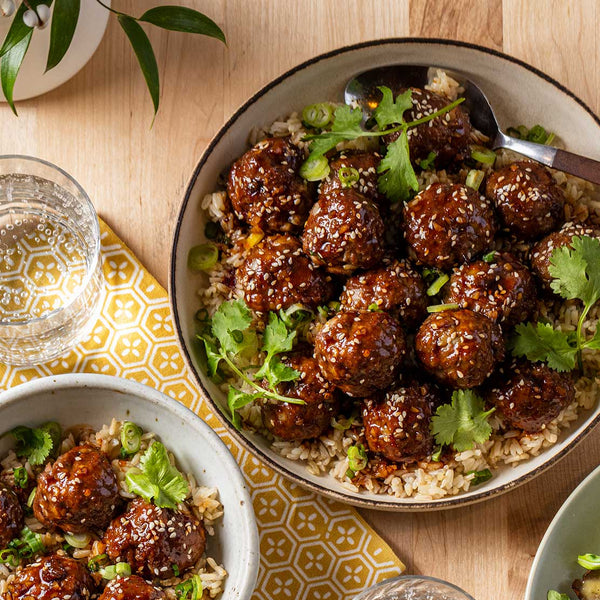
(345, 65, 600, 185)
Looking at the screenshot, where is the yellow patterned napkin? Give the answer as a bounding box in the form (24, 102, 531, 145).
(0, 219, 405, 599)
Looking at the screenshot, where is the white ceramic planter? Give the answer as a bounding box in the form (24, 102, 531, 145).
(0, 0, 109, 102)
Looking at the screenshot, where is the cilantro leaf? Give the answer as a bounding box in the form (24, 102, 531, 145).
(466, 468, 493, 486)
(373, 87, 412, 129)
(125, 441, 189, 509)
(431, 390, 495, 452)
(304, 105, 365, 158)
(549, 235, 600, 306)
(377, 132, 419, 202)
(418, 151, 437, 170)
(509, 322, 577, 372)
(200, 335, 223, 378)
(255, 312, 299, 386)
(211, 299, 253, 354)
(227, 387, 262, 429)
(583, 326, 600, 350)
(9, 426, 54, 466)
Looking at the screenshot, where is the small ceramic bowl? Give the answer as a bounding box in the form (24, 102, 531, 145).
(0, 374, 259, 600)
(525, 464, 600, 600)
(353, 574, 476, 600)
(170, 38, 600, 511)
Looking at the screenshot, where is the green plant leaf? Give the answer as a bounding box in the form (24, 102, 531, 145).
(117, 15, 160, 117)
(46, 0, 80, 71)
(0, 0, 51, 58)
(139, 6, 225, 43)
(1, 30, 32, 115)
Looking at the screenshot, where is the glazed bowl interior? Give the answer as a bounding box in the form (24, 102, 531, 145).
(0, 374, 259, 600)
(171, 39, 600, 510)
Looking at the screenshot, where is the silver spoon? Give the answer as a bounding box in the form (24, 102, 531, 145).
(345, 65, 600, 185)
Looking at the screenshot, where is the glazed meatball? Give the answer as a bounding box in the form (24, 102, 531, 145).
(236, 234, 332, 312)
(362, 382, 438, 463)
(531, 221, 600, 287)
(0, 483, 23, 548)
(302, 188, 385, 274)
(99, 576, 166, 600)
(314, 310, 406, 397)
(385, 87, 471, 168)
(319, 151, 383, 205)
(261, 353, 340, 440)
(104, 498, 206, 580)
(403, 183, 497, 270)
(445, 252, 537, 328)
(5, 554, 95, 600)
(415, 309, 504, 388)
(227, 137, 312, 233)
(486, 161, 565, 240)
(33, 444, 120, 534)
(340, 259, 428, 326)
(486, 359, 574, 432)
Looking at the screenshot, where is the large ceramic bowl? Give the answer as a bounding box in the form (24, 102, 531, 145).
(170, 38, 600, 511)
(525, 464, 600, 600)
(0, 374, 259, 600)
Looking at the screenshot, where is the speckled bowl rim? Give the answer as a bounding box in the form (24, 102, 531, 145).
(170, 37, 600, 511)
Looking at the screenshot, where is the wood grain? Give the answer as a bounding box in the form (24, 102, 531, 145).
(1, 2, 599, 600)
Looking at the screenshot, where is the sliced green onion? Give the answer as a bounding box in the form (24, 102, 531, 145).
(470, 145, 496, 165)
(13, 527, 44, 557)
(578, 553, 600, 570)
(331, 415, 355, 431)
(328, 300, 341, 312)
(418, 151, 437, 170)
(368, 302, 381, 312)
(120, 422, 143, 456)
(317, 305, 329, 319)
(88, 554, 109, 572)
(194, 308, 209, 323)
(0, 548, 19, 566)
(64, 532, 91, 549)
(300, 155, 330, 182)
(347, 444, 368, 473)
(465, 169, 485, 191)
(27, 487, 37, 508)
(506, 127, 523, 139)
(482, 250, 497, 263)
(100, 565, 117, 580)
(426, 274, 449, 296)
(116, 562, 132, 576)
(188, 243, 219, 272)
(40, 421, 62, 456)
(427, 303, 460, 313)
(466, 469, 493, 486)
(172, 564, 180, 577)
(338, 166, 359, 188)
(279, 304, 313, 329)
(431, 447, 443, 462)
(12, 467, 28, 489)
(545, 132, 556, 145)
(526, 124, 550, 144)
(547, 591, 569, 600)
(301, 103, 333, 129)
(204, 221, 222, 241)
(175, 574, 204, 600)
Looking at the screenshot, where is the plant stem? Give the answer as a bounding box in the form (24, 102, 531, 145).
(576, 302, 592, 371)
(222, 353, 304, 405)
(94, 0, 126, 17)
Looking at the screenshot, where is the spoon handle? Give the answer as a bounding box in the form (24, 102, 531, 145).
(497, 133, 600, 185)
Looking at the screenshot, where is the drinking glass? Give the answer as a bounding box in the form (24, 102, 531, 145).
(0, 156, 104, 366)
(353, 575, 476, 600)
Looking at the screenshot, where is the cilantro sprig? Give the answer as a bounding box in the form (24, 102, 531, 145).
(6, 422, 61, 466)
(302, 86, 465, 202)
(510, 235, 600, 371)
(125, 441, 190, 509)
(198, 299, 303, 429)
(430, 390, 495, 452)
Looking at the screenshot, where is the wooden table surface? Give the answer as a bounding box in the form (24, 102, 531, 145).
(1, 1, 599, 598)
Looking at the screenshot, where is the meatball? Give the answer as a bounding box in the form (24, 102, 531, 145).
(98, 576, 166, 600)
(486, 359, 574, 432)
(445, 252, 537, 328)
(261, 353, 340, 440)
(403, 183, 497, 270)
(33, 444, 120, 534)
(319, 151, 383, 205)
(236, 234, 332, 312)
(385, 87, 471, 168)
(104, 498, 206, 580)
(0, 483, 23, 548)
(486, 161, 565, 240)
(227, 137, 312, 233)
(340, 259, 428, 326)
(302, 188, 385, 274)
(362, 382, 438, 463)
(573, 570, 600, 600)
(5, 554, 95, 600)
(531, 221, 600, 287)
(415, 309, 504, 388)
(314, 310, 406, 397)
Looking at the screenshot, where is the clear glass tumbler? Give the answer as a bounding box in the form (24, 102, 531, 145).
(353, 575, 476, 600)
(0, 156, 104, 366)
